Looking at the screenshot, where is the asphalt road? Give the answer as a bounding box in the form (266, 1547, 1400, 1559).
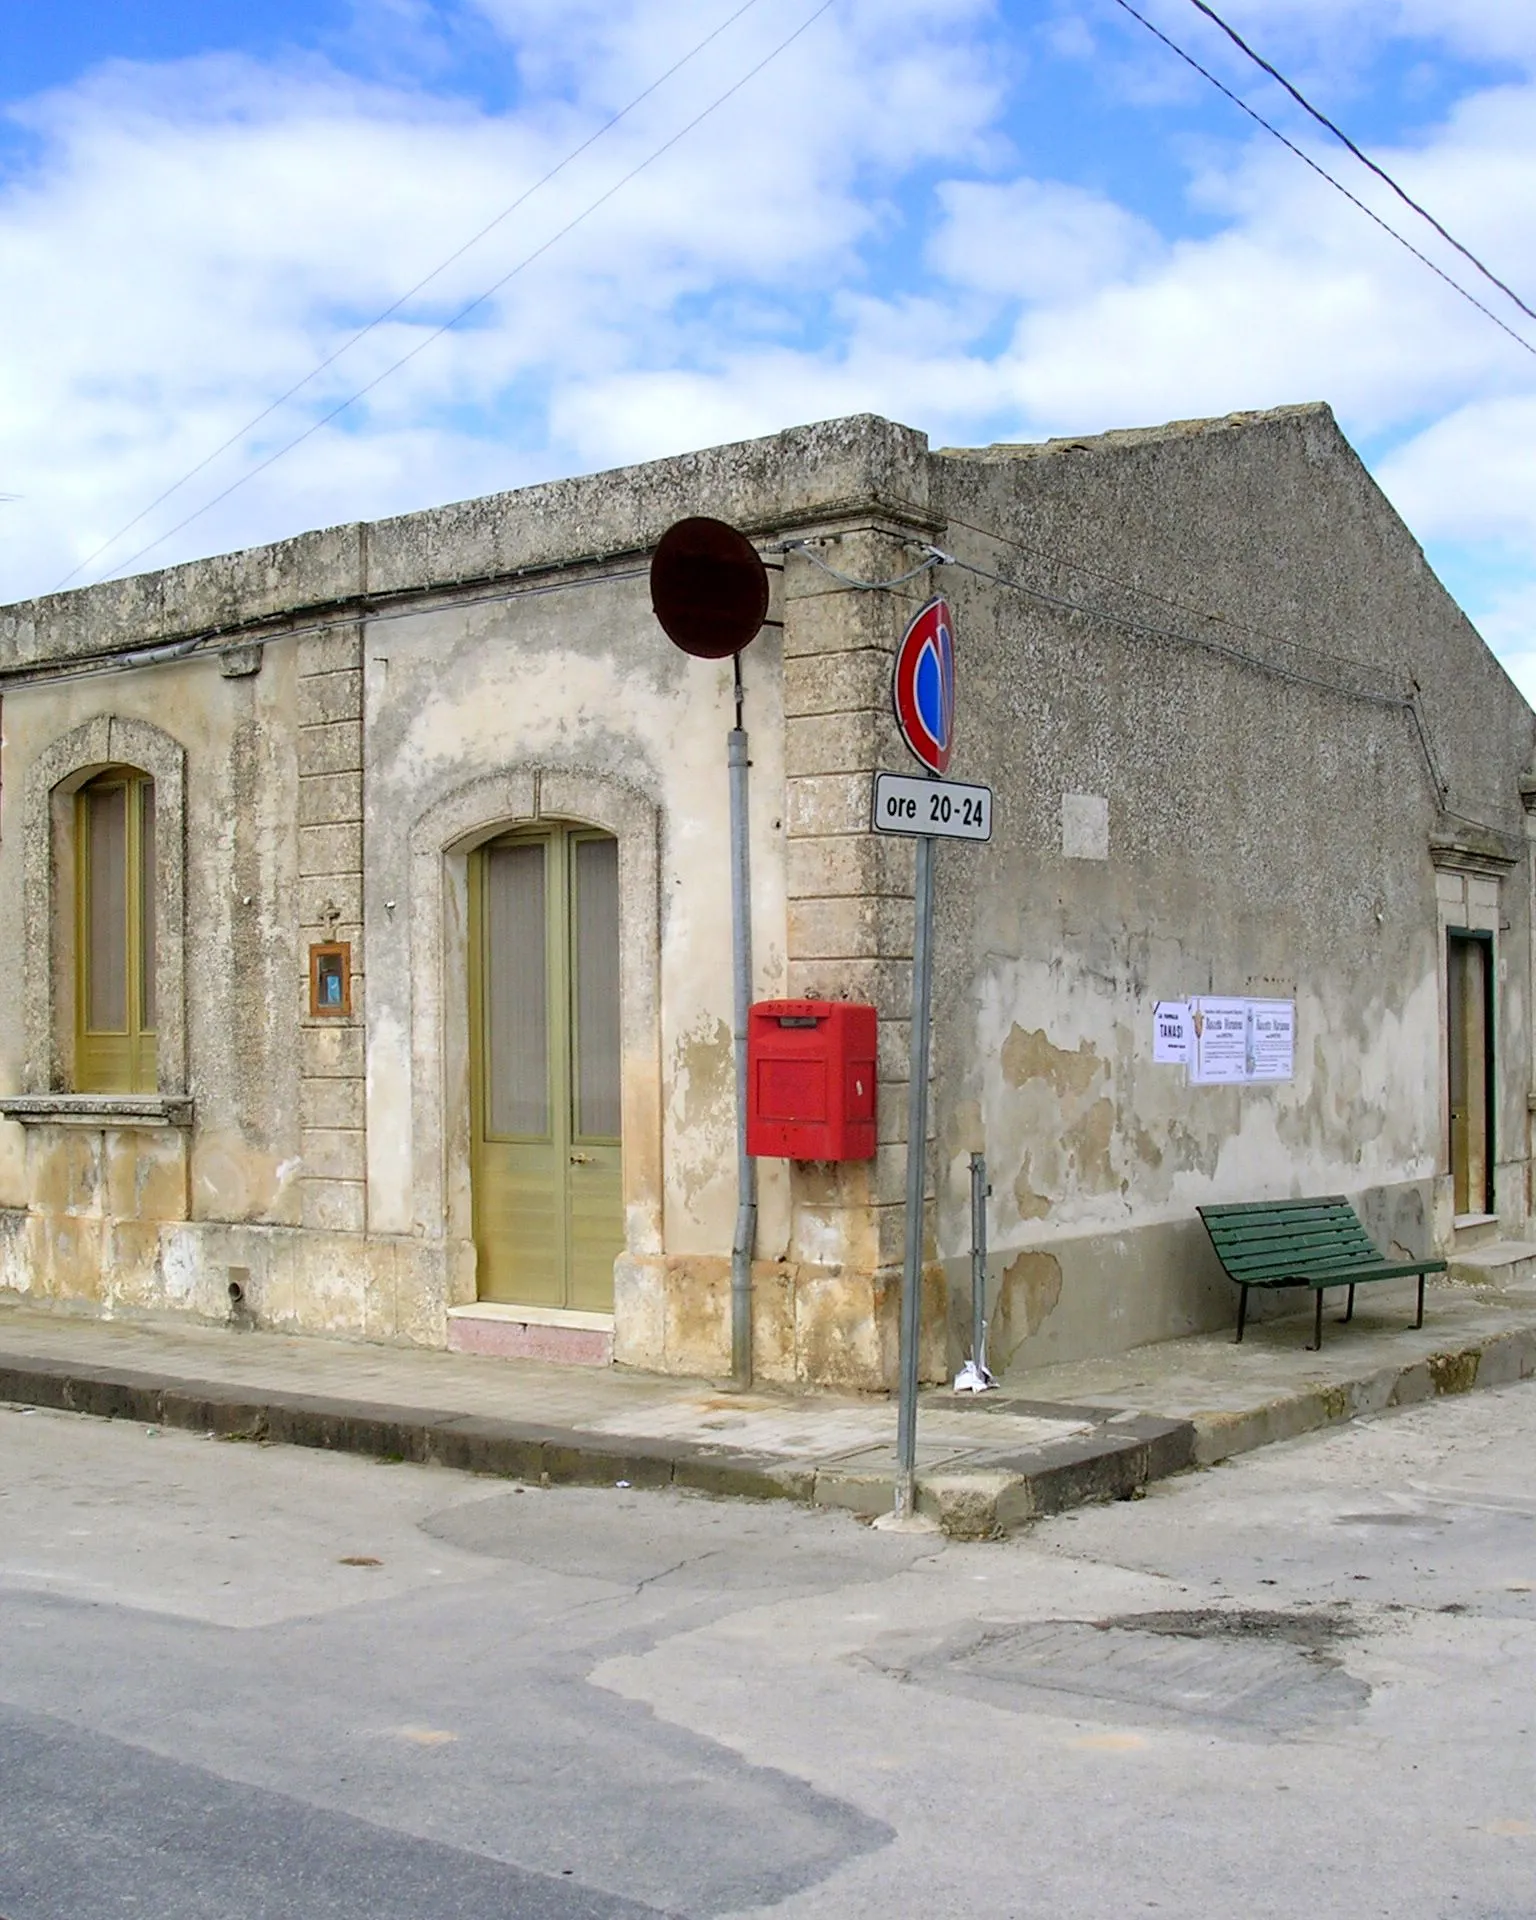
(1, 1380, 1534, 1919)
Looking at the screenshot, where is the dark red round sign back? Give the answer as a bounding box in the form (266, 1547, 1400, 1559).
(650, 516, 769, 659)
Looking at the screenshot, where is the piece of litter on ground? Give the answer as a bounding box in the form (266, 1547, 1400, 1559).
(615, 1480, 631, 1488)
(952, 1360, 995, 1394)
(338, 1555, 383, 1567)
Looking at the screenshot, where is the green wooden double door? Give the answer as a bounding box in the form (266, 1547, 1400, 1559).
(470, 825, 623, 1312)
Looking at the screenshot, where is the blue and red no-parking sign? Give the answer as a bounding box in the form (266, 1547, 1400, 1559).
(892, 596, 955, 775)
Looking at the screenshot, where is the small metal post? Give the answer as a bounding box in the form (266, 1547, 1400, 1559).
(970, 1151, 990, 1380)
(895, 831, 936, 1519)
(728, 653, 756, 1387)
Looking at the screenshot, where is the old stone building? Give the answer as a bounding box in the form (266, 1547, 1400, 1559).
(1, 403, 1531, 1387)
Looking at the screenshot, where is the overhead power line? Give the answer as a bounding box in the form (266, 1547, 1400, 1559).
(1183, 0, 1536, 328)
(1109, 0, 1536, 364)
(98, 0, 837, 587)
(53, 0, 778, 593)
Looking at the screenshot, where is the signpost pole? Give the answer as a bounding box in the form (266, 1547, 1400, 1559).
(894, 827, 936, 1520)
(728, 654, 756, 1387)
(648, 517, 770, 1393)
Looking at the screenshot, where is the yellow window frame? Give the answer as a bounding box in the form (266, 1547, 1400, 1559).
(75, 769, 157, 1093)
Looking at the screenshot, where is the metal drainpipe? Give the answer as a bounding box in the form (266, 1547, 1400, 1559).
(729, 651, 756, 1386)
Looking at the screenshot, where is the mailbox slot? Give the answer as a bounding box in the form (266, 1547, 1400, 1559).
(746, 1000, 877, 1161)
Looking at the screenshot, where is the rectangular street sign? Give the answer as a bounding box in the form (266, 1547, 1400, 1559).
(872, 771, 993, 842)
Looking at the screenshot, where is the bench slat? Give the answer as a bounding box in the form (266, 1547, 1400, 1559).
(1208, 1224, 1385, 1254)
(1237, 1260, 1446, 1290)
(1205, 1233, 1383, 1271)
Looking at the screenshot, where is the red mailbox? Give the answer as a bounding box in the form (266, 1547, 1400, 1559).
(747, 1000, 877, 1161)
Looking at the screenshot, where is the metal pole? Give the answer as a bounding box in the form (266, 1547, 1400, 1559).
(894, 830, 936, 1518)
(970, 1153, 986, 1369)
(970, 1151, 989, 1379)
(728, 653, 756, 1387)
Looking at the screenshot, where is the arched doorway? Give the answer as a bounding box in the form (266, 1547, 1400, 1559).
(468, 822, 623, 1310)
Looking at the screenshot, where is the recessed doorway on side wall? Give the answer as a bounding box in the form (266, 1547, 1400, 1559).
(1447, 927, 1495, 1220)
(468, 822, 623, 1313)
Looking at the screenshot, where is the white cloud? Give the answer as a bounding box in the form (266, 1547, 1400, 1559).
(1465, 578, 1536, 705)
(928, 178, 1162, 302)
(0, 1, 1003, 595)
(1376, 397, 1536, 545)
(0, 0, 1532, 695)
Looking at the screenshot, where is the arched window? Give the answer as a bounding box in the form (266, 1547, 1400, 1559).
(75, 766, 157, 1092)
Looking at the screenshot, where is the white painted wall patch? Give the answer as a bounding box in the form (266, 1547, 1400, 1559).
(1061, 792, 1109, 860)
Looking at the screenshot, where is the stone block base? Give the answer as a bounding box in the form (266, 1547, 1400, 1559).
(0, 1210, 453, 1349)
(613, 1252, 946, 1391)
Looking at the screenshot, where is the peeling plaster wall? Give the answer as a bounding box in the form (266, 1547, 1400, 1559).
(3, 403, 1529, 1388)
(927, 404, 1536, 1374)
(0, 643, 307, 1320)
(0, 412, 927, 1380)
(360, 571, 791, 1339)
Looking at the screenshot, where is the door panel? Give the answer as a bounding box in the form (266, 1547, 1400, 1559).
(1448, 931, 1493, 1216)
(471, 826, 623, 1312)
(567, 835, 623, 1311)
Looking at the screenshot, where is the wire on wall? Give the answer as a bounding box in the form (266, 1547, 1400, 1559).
(783, 531, 1450, 800)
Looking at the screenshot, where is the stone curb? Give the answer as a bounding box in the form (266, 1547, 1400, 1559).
(0, 1350, 1192, 1537)
(3, 1318, 1532, 1537)
(1187, 1324, 1536, 1466)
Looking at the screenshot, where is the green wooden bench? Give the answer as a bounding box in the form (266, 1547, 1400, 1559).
(1197, 1197, 1447, 1351)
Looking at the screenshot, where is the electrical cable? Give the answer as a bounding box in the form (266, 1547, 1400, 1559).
(940, 505, 1405, 693)
(1109, 0, 1536, 363)
(775, 541, 945, 591)
(85, 0, 839, 589)
(51, 0, 771, 594)
(1184, 0, 1536, 328)
(784, 530, 1448, 796)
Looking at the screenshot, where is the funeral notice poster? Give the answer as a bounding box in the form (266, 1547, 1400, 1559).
(1176, 997, 1296, 1085)
(1248, 999, 1295, 1080)
(1153, 1002, 1193, 1064)
(1191, 999, 1250, 1084)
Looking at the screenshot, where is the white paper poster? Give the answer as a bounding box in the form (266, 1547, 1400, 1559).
(1191, 998, 1250, 1084)
(1153, 1002, 1192, 1064)
(1167, 996, 1296, 1084)
(1247, 999, 1295, 1080)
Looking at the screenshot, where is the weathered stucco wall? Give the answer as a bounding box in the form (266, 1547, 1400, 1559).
(922, 405, 1536, 1374)
(358, 569, 793, 1359)
(1, 403, 1530, 1388)
(0, 641, 305, 1314)
(0, 415, 945, 1383)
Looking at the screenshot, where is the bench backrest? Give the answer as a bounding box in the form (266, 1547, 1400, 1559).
(1197, 1197, 1387, 1284)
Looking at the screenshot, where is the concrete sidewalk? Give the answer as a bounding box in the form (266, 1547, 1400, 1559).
(3, 1280, 1535, 1536)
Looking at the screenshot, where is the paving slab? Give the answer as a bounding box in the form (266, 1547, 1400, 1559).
(2, 1277, 1535, 1535)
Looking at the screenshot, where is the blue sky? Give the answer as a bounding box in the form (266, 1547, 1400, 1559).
(1, 0, 1533, 693)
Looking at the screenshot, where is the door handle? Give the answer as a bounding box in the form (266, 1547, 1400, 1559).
(569, 1150, 595, 1165)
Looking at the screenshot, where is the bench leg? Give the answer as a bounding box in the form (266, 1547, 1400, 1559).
(1344, 1284, 1355, 1324)
(1235, 1285, 1248, 1344)
(1416, 1273, 1425, 1330)
(1309, 1288, 1324, 1352)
